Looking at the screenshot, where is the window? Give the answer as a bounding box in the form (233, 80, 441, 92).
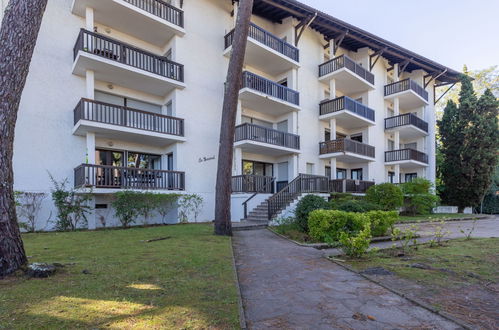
(336, 168, 347, 179)
(242, 160, 273, 177)
(127, 152, 161, 169)
(277, 78, 288, 87)
(405, 173, 418, 182)
(306, 163, 315, 175)
(325, 166, 331, 179)
(388, 171, 395, 183)
(388, 139, 395, 151)
(166, 101, 173, 116)
(404, 143, 417, 150)
(350, 133, 363, 143)
(95, 91, 161, 113)
(351, 168, 363, 180)
(241, 116, 273, 129)
(96, 149, 123, 167)
(325, 129, 331, 141)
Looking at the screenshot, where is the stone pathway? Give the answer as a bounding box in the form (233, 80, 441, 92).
(233, 229, 460, 329)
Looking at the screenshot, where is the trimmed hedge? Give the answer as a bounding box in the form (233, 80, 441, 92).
(294, 194, 329, 232)
(366, 183, 404, 211)
(308, 209, 398, 242)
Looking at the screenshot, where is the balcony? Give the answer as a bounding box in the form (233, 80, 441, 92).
(224, 23, 299, 75)
(319, 96, 375, 129)
(73, 99, 185, 147)
(385, 149, 429, 168)
(318, 55, 375, 93)
(239, 71, 300, 116)
(234, 123, 300, 156)
(330, 179, 375, 194)
(232, 175, 274, 193)
(319, 139, 375, 162)
(72, 0, 184, 47)
(385, 113, 429, 140)
(384, 79, 429, 109)
(74, 164, 185, 191)
(72, 29, 185, 96)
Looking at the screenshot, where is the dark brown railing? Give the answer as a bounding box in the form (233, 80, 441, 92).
(318, 55, 374, 85)
(74, 99, 184, 136)
(74, 29, 184, 81)
(224, 23, 299, 62)
(232, 175, 274, 193)
(242, 71, 299, 105)
(235, 123, 300, 150)
(385, 113, 428, 133)
(330, 179, 375, 193)
(74, 164, 185, 190)
(123, 0, 184, 27)
(384, 78, 428, 101)
(319, 139, 375, 158)
(385, 149, 429, 164)
(320, 96, 375, 121)
(267, 174, 329, 220)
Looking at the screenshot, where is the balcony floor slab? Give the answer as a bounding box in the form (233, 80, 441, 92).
(319, 68, 375, 94)
(319, 110, 375, 129)
(235, 140, 300, 156)
(385, 125, 429, 140)
(384, 90, 429, 110)
(319, 152, 375, 163)
(239, 88, 300, 116)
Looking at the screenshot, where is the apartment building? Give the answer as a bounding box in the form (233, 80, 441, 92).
(9, 0, 460, 229)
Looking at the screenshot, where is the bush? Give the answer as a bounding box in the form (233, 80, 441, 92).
(401, 178, 432, 195)
(339, 225, 372, 258)
(112, 191, 142, 228)
(178, 194, 204, 223)
(294, 194, 329, 232)
(332, 199, 381, 213)
(308, 210, 398, 242)
(156, 194, 181, 224)
(366, 183, 403, 211)
(404, 193, 440, 215)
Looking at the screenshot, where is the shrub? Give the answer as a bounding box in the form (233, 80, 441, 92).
(332, 199, 381, 213)
(137, 192, 160, 225)
(16, 192, 47, 232)
(294, 194, 329, 232)
(401, 178, 432, 195)
(50, 176, 92, 231)
(308, 210, 398, 242)
(156, 193, 181, 224)
(366, 183, 403, 211)
(339, 225, 372, 258)
(178, 194, 204, 223)
(365, 210, 398, 237)
(112, 191, 142, 228)
(404, 193, 440, 215)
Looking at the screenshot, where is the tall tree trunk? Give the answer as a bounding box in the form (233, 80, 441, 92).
(214, 0, 254, 236)
(0, 0, 48, 277)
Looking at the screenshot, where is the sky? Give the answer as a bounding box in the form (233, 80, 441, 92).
(298, 0, 499, 72)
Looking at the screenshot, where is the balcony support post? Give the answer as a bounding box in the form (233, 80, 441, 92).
(85, 70, 94, 99)
(329, 118, 336, 139)
(233, 147, 242, 176)
(394, 164, 400, 184)
(330, 158, 337, 180)
(86, 132, 95, 165)
(291, 155, 299, 178)
(86, 196, 96, 230)
(329, 78, 336, 99)
(85, 7, 94, 31)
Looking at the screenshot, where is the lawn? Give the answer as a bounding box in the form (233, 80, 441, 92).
(398, 213, 484, 223)
(346, 238, 498, 328)
(0, 224, 239, 329)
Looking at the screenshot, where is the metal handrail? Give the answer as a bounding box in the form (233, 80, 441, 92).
(242, 178, 276, 219)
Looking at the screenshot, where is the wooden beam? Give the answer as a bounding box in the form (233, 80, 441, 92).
(333, 30, 348, 56)
(398, 59, 411, 77)
(424, 69, 447, 88)
(295, 13, 317, 46)
(434, 82, 456, 104)
(369, 47, 387, 71)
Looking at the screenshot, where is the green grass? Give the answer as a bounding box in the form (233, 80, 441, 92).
(0, 224, 239, 329)
(347, 238, 498, 288)
(398, 213, 483, 223)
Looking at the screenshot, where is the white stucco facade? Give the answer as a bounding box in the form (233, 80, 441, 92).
(11, 0, 458, 230)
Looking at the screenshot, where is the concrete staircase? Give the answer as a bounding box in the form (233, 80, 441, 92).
(244, 200, 270, 222)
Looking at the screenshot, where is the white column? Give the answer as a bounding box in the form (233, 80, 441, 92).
(86, 70, 95, 99)
(235, 100, 242, 125)
(291, 111, 298, 134)
(329, 78, 336, 99)
(329, 118, 336, 140)
(394, 165, 400, 184)
(291, 155, 299, 178)
(290, 68, 298, 91)
(87, 196, 96, 230)
(393, 63, 399, 82)
(86, 132, 95, 164)
(85, 7, 94, 31)
(233, 147, 242, 176)
(233, 2, 239, 26)
(330, 158, 337, 179)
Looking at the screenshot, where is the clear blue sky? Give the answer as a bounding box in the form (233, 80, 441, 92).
(299, 0, 499, 72)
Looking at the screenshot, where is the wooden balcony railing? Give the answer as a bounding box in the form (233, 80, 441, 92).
(330, 179, 375, 193)
(123, 0, 184, 27)
(74, 164, 185, 190)
(385, 149, 429, 164)
(318, 55, 374, 85)
(235, 123, 300, 150)
(232, 175, 274, 193)
(319, 139, 375, 158)
(320, 96, 375, 121)
(384, 78, 428, 101)
(224, 23, 299, 62)
(267, 174, 329, 219)
(74, 99, 184, 136)
(74, 29, 184, 81)
(385, 113, 428, 133)
(242, 71, 299, 105)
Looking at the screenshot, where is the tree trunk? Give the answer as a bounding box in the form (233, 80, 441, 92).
(0, 0, 48, 277)
(214, 0, 254, 236)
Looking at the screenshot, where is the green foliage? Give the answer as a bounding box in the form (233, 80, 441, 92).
(50, 176, 92, 231)
(438, 75, 499, 210)
(339, 225, 371, 258)
(112, 191, 142, 228)
(156, 193, 181, 224)
(401, 178, 432, 195)
(294, 194, 329, 232)
(391, 224, 419, 254)
(331, 199, 381, 213)
(365, 183, 403, 211)
(15, 191, 47, 232)
(308, 210, 397, 242)
(137, 192, 160, 225)
(482, 164, 499, 214)
(401, 178, 440, 215)
(178, 194, 204, 223)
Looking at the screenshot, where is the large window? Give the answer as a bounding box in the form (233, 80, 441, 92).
(242, 160, 273, 177)
(388, 171, 395, 183)
(127, 152, 161, 169)
(336, 168, 347, 179)
(405, 173, 418, 182)
(351, 168, 363, 180)
(96, 149, 161, 170)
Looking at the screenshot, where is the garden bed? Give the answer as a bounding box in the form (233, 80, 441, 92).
(397, 213, 489, 223)
(343, 238, 499, 329)
(0, 224, 239, 329)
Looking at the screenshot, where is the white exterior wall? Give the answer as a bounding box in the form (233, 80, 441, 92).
(13, 0, 438, 230)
